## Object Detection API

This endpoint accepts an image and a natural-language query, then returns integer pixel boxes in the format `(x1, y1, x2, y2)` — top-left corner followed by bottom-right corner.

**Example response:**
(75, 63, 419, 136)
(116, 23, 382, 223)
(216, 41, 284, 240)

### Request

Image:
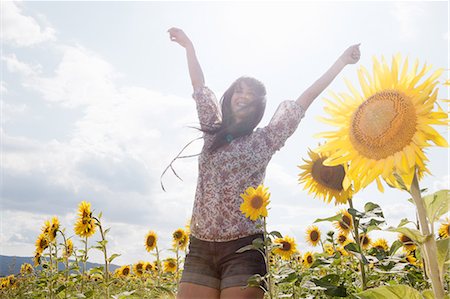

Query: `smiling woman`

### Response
(167, 25, 360, 299)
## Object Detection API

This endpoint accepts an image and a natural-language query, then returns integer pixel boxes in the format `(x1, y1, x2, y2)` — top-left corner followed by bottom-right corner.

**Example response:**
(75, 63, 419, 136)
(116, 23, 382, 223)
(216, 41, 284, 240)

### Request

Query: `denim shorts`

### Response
(180, 233, 267, 290)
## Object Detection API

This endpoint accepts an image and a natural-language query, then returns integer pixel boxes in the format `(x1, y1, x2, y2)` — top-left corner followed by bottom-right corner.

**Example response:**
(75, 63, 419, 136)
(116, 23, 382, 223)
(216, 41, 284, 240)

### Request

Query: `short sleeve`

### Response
(192, 86, 221, 130)
(260, 100, 305, 152)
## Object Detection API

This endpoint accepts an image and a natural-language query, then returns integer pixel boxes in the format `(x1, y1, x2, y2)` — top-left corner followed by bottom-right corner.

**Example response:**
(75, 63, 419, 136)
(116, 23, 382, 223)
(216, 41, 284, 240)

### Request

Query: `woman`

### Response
(168, 27, 360, 299)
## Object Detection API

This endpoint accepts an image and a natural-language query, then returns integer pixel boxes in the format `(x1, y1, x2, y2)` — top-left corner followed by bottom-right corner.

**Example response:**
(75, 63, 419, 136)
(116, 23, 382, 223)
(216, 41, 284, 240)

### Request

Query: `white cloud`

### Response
(0, 101, 28, 124)
(1, 53, 41, 77)
(1, 0, 56, 47)
(391, 2, 426, 40)
(0, 81, 7, 94)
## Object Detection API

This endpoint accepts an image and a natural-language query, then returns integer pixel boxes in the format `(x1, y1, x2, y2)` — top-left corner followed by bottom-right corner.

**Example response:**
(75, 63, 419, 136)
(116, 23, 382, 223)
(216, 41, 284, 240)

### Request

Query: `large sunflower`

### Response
(324, 243, 334, 255)
(317, 55, 448, 191)
(298, 148, 352, 204)
(306, 225, 321, 247)
(336, 233, 352, 246)
(41, 216, 59, 242)
(35, 233, 49, 253)
(371, 238, 389, 251)
(302, 252, 314, 268)
(273, 236, 297, 260)
(145, 231, 158, 252)
(33, 251, 41, 267)
(172, 228, 188, 250)
(74, 201, 96, 238)
(438, 218, 450, 239)
(240, 185, 270, 221)
(117, 265, 131, 277)
(163, 258, 177, 273)
(20, 263, 33, 275)
(333, 209, 353, 235)
(64, 239, 74, 258)
(133, 261, 145, 276)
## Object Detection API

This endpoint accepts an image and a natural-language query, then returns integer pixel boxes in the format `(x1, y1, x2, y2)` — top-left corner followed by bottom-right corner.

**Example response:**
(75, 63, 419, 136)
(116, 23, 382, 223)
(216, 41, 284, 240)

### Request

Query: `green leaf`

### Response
(385, 226, 428, 244)
(236, 244, 255, 253)
(311, 275, 347, 297)
(389, 240, 403, 256)
(348, 208, 365, 219)
(314, 214, 342, 223)
(246, 274, 262, 287)
(252, 237, 265, 249)
(436, 238, 450, 272)
(421, 289, 434, 299)
(108, 253, 121, 263)
(398, 218, 412, 227)
(104, 227, 111, 235)
(356, 285, 422, 299)
(423, 189, 449, 224)
(392, 173, 408, 191)
(55, 285, 66, 294)
(98, 212, 103, 219)
(364, 202, 382, 214)
(344, 242, 368, 264)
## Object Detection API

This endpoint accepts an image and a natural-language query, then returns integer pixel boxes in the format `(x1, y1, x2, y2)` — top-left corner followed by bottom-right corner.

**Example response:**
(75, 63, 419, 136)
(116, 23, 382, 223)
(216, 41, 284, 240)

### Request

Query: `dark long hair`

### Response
(201, 77, 267, 152)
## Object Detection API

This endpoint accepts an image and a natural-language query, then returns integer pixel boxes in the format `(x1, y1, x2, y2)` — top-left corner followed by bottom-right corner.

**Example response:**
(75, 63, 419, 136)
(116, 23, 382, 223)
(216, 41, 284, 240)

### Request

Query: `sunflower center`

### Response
(281, 241, 291, 251)
(360, 235, 369, 245)
(310, 231, 319, 242)
(147, 236, 155, 247)
(173, 231, 182, 240)
(250, 196, 264, 209)
(401, 235, 413, 245)
(350, 90, 417, 160)
(338, 235, 347, 243)
(307, 255, 313, 264)
(123, 268, 130, 275)
(311, 158, 345, 191)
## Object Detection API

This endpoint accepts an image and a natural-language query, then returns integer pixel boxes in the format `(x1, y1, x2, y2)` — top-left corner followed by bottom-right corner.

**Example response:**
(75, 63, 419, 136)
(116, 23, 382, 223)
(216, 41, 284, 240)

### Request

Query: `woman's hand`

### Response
(340, 43, 361, 65)
(168, 27, 193, 49)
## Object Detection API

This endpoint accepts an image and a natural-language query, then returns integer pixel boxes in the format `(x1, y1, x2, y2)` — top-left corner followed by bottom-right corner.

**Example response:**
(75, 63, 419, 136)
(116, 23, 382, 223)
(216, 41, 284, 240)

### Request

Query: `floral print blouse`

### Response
(190, 86, 305, 242)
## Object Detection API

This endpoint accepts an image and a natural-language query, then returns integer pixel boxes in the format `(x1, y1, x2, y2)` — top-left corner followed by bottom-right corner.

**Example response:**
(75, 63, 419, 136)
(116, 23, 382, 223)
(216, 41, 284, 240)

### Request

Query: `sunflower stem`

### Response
(348, 198, 367, 291)
(409, 171, 445, 299)
(81, 236, 87, 294)
(155, 244, 161, 287)
(175, 244, 180, 285)
(93, 216, 110, 299)
(59, 230, 69, 299)
(263, 217, 274, 299)
(48, 239, 54, 299)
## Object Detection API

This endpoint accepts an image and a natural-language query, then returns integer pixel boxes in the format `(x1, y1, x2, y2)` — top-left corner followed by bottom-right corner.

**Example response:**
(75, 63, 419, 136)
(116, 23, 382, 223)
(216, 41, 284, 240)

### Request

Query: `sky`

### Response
(1, 0, 449, 266)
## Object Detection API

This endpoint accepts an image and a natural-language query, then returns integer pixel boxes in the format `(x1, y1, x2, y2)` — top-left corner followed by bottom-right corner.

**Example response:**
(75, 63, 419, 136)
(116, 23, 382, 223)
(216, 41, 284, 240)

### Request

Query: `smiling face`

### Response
(230, 81, 257, 123)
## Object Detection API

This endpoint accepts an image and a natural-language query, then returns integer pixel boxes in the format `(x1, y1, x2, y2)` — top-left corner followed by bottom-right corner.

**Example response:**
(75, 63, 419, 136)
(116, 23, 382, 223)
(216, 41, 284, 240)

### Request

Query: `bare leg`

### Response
(177, 282, 220, 299)
(220, 286, 264, 299)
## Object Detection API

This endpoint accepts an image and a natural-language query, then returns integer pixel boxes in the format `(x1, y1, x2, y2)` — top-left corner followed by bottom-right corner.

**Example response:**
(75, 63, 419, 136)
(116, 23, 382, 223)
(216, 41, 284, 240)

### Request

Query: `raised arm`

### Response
(168, 27, 205, 91)
(296, 44, 361, 111)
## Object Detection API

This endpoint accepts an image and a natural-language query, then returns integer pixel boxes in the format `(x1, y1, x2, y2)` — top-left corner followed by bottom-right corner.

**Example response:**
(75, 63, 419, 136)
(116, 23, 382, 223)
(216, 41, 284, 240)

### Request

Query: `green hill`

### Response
(0, 255, 120, 277)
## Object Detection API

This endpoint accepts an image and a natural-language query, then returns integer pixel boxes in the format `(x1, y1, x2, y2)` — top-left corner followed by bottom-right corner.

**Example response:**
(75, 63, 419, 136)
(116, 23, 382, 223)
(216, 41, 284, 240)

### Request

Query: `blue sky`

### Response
(1, 1, 448, 265)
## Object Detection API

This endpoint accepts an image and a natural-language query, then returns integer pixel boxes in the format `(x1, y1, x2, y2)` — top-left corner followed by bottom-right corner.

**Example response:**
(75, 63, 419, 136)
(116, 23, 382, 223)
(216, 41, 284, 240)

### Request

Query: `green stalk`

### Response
(175, 244, 180, 285)
(81, 236, 87, 294)
(409, 171, 445, 299)
(94, 217, 110, 299)
(263, 217, 273, 299)
(59, 230, 69, 299)
(155, 244, 161, 287)
(48, 239, 54, 299)
(348, 198, 367, 291)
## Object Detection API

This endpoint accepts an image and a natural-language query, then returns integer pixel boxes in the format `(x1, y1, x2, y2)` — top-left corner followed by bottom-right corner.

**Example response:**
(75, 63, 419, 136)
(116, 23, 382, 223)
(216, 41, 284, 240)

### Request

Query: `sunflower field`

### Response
(1, 56, 449, 299)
